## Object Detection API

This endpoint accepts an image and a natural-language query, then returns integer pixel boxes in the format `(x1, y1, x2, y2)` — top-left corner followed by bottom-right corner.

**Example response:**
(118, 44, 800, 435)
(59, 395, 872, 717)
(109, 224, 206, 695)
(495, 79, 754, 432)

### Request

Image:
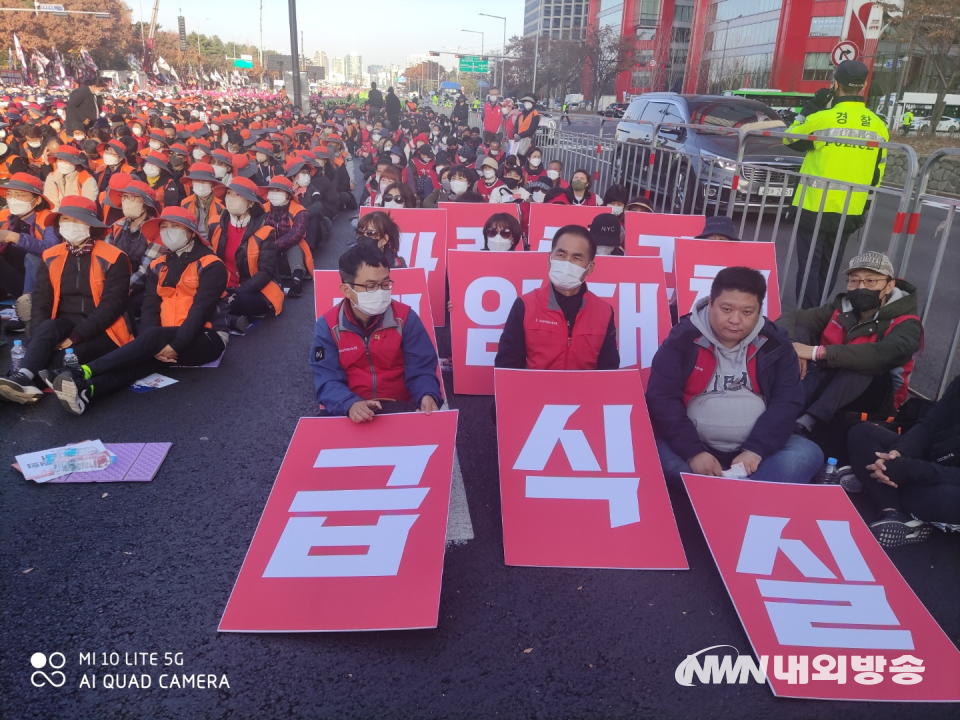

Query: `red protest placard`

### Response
(495, 369, 687, 569)
(674, 239, 782, 320)
(358, 207, 446, 326)
(448, 251, 669, 395)
(682, 474, 960, 701)
(219, 412, 458, 633)
(313, 268, 437, 348)
(624, 213, 706, 291)
(440, 202, 522, 251)
(527, 203, 611, 252)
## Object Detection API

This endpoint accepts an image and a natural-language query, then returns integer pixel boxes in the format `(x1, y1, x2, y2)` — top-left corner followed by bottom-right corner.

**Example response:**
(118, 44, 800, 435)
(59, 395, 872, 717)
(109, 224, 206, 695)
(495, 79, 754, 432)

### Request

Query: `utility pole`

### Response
(287, 0, 301, 107)
(532, 1, 542, 94)
(301, 30, 305, 71)
(259, 0, 264, 86)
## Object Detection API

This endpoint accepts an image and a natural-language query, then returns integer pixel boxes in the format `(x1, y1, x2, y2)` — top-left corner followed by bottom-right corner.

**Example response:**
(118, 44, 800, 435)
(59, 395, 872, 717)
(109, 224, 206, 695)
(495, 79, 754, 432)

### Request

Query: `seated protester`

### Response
(210, 178, 285, 330)
(495, 225, 619, 370)
(379, 182, 418, 209)
(251, 141, 280, 186)
(483, 212, 525, 251)
(527, 178, 552, 205)
(647, 267, 823, 485)
(551, 169, 603, 206)
(37, 136, 63, 184)
(603, 184, 629, 222)
(180, 163, 226, 241)
(0, 123, 29, 179)
(0, 173, 55, 301)
(356, 211, 407, 268)
(288, 159, 334, 249)
(20, 124, 47, 173)
(106, 179, 161, 314)
(421, 165, 453, 208)
(42, 146, 98, 211)
(546, 159, 568, 189)
(325, 136, 358, 211)
(0, 197, 132, 404)
(137, 151, 184, 210)
(476, 157, 504, 202)
(696, 215, 740, 241)
(522, 146, 546, 184)
(363, 155, 396, 207)
(209, 149, 234, 186)
(141, 129, 169, 159)
(455, 190, 486, 203)
(475, 136, 505, 170)
(310, 244, 442, 421)
(262, 176, 313, 299)
(489, 164, 530, 204)
(847, 374, 960, 547)
(590, 214, 624, 256)
(96, 139, 136, 193)
(302, 150, 342, 220)
(435, 136, 461, 167)
(777, 252, 923, 437)
(166, 143, 191, 196)
(408, 143, 438, 200)
(626, 197, 655, 213)
(100, 171, 133, 227)
(50, 208, 229, 416)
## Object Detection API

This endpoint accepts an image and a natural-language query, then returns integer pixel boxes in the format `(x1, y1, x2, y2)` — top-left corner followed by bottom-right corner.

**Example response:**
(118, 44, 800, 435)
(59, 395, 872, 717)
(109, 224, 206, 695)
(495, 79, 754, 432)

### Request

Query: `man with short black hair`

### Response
(310, 244, 442, 422)
(495, 225, 619, 370)
(648, 266, 822, 484)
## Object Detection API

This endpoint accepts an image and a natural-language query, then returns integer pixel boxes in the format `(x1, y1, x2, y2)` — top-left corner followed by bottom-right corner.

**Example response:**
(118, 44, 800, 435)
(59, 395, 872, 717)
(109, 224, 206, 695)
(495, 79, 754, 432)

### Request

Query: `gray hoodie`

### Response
(686, 298, 768, 453)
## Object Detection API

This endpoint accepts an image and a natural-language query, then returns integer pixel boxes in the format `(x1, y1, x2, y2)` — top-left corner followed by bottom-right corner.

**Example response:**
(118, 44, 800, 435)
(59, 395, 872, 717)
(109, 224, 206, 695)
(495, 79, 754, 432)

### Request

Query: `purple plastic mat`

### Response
(48, 443, 172, 483)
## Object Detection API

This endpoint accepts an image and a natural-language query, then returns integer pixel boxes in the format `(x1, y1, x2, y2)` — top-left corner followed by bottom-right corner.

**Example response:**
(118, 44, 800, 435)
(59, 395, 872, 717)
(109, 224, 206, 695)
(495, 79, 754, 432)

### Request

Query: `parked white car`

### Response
(912, 116, 960, 133)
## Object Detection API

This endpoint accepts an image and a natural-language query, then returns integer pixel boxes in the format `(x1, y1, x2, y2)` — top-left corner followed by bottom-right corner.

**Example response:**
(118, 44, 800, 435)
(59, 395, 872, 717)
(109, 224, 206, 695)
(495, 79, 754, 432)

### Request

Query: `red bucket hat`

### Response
(0, 172, 45, 198)
(54, 146, 84, 165)
(45, 196, 106, 228)
(108, 179, 159, 214)
(266, 175, 294, 195)
(226, 176, 265, 204)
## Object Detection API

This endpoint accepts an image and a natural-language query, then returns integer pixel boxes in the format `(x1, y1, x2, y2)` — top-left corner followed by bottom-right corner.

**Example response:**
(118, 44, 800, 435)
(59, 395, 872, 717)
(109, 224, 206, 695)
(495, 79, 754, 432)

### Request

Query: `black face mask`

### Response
(503, 177, 520, 190)
(847, 287, 884, 314)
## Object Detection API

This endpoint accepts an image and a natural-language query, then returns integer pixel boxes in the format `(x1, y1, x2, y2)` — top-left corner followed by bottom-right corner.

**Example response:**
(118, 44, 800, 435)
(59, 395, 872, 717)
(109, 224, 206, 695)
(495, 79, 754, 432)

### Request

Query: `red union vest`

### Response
(521, 285, 612, 370)
(322, 300, 412, 402)
(820, 309, 922, 408)
(682, 343, 762, 407)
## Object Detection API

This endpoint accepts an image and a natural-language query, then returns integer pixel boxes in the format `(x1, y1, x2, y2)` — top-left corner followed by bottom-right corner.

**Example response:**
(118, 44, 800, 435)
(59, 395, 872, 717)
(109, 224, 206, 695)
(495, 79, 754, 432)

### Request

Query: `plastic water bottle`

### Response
(818, 457, 840, 484)
(63, 348, 79, 368)
(11, 340, 25, 373)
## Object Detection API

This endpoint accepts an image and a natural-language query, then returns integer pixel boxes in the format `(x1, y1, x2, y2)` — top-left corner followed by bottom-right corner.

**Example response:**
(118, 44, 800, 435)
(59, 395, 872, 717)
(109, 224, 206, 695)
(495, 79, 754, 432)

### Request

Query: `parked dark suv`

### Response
(600, 102, 629, 118)
(613, 93, 805, 213)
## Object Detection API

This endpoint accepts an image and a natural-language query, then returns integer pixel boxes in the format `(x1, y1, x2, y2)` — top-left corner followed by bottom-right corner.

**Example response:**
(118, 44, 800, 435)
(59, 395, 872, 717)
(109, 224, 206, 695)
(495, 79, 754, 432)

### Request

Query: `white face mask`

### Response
(143, 163, 161, 178)
(149, 140, 164, 151)
(532, 191, 546, 203)
(383, 199, 404, 209)
(103, 152, 121, 167)
(549, 258, 588, 292)
(57, 161, 76, 176)
(296, 172, 311, 187)
(366, 125, 373, 131)
(192, 148, 205, 160)
(351, 287, 392, 317)
(72, 133, 85, 143)
(450, 179, 468, 195)
(483, 168, 496, 180)
(610, 205, 624, 216)
(372, 133, 381, 142)
(212, 164, 228, 178)
(547, 169, 560, 180)
(121, 198, 144, 218)
(529, 157, 542, 167)
(160, 226, 191, 252)
(210, 124, 219, 133)
(595, 246, 615, 255)
(6, 198, 35, 216)
(192, 182, 213, 199)
(487, 235, 512, 252)
(256, 152, 269, 164)
(59, 221, 91, 246)
(226, 195, 251, 218)
(524, 102, 533, 110)
(27, 140, 42, 149)
(267, 191, 289, 206)
(133, 127, 144, 137)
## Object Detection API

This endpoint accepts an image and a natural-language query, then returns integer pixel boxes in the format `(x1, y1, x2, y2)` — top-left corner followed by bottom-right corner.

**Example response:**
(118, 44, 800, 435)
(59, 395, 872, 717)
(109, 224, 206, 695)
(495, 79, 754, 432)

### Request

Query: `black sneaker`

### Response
(0, 371, 42, 403)
(37, 368, 59, 390)
(4, 319, 25, 333)
(288, 276, 303, 298)
(53, 370, 92, 416)
(869, 510, 932, 548)
(228, 315, 251, 336)
(838, 465, 862, 493)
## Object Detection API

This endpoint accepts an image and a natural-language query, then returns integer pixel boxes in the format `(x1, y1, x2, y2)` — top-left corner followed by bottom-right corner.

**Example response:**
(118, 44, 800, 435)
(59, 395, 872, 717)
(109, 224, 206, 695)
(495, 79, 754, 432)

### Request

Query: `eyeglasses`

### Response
(846, 276, 889, 290)
(382, 194, 406, 204)
(356, 229, 381, 241)
(484, 228, 513, 239)
(349, 279, 395, 292)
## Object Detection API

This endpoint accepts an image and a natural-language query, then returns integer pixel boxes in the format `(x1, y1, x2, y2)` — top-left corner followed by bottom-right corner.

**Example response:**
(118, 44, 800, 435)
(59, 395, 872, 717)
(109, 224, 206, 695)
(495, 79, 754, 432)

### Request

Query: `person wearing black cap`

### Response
(590, 214, 624, 256)
(783, 59, 889, 309)
(696, 215, 741, 241)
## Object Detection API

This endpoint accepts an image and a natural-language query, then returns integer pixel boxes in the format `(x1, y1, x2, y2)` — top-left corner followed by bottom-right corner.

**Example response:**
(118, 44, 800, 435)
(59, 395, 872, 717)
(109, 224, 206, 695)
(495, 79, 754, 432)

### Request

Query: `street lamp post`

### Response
(532, 1, 543, 95)
(479, 13, 506, 90)
(715, 15, 743, 93)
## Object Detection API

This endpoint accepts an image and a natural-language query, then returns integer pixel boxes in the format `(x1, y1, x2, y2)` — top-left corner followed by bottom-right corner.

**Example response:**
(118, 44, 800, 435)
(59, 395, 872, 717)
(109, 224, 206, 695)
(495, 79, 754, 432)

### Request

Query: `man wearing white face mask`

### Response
(50, 207, 229, 416)
(262, 176, 312, 299)
(180, 162, 226, 241)
(495, 225, 619, 371)
(42, 146, 97, 211)
(310, 244, 442, 422)
(0, 197, 133, 404)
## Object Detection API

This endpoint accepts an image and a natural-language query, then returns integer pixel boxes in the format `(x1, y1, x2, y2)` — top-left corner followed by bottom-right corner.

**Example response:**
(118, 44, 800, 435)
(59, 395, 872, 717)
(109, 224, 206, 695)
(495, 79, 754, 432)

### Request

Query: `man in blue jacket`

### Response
(647, 266, 823, 484)
(310, 244, 442, 422)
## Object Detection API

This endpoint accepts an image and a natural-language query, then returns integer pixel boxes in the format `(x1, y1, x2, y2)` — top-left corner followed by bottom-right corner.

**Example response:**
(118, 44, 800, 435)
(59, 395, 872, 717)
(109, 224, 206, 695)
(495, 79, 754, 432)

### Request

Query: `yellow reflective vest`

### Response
(784, 99, 889, 216)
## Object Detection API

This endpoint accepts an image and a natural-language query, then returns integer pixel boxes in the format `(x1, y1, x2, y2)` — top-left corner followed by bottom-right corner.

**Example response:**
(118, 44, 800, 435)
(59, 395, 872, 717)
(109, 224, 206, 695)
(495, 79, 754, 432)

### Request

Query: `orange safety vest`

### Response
(264, 200, 314, 273)
(518, 110, 540, 135)
(211, 223, 285, 315)
(43, 241, 134, 348)
(0, 206, 51, 241)
(0, 155, 18, 181)
(150, 253, 224, 328)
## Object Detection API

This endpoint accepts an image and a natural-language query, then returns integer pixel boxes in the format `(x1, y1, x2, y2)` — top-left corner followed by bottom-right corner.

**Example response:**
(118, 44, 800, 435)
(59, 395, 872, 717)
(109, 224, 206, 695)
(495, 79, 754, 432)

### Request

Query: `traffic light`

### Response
(429, 51, 440, 57)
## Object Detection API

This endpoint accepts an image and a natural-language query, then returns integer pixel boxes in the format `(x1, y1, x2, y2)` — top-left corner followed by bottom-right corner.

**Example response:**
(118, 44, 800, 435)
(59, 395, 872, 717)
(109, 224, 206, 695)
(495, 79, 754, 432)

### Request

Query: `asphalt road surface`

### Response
(1, 160, 958, 720)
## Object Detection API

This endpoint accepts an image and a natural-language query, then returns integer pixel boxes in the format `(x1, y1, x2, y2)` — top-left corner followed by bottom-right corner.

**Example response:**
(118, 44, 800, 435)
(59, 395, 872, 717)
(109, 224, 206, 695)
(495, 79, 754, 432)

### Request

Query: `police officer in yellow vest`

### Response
(784, 60, 888, 309)
(901, 109, 914, 135)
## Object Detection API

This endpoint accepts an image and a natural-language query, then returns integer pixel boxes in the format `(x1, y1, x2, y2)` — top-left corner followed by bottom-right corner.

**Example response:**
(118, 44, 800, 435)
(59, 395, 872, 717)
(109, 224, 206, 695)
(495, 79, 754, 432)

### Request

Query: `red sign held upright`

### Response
(527, 204, 611, 252)
(440, 202, 522, 252)
(624, 212, 705, 294)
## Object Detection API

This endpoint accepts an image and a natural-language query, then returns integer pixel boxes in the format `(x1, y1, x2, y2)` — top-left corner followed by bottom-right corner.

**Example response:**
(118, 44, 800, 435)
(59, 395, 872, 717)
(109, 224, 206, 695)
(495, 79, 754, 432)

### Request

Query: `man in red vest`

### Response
(778, 251, 923, 436)
(647, 267, 823, 484)
(495, 225, 619, 371)
(310, 244, 442, 422)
